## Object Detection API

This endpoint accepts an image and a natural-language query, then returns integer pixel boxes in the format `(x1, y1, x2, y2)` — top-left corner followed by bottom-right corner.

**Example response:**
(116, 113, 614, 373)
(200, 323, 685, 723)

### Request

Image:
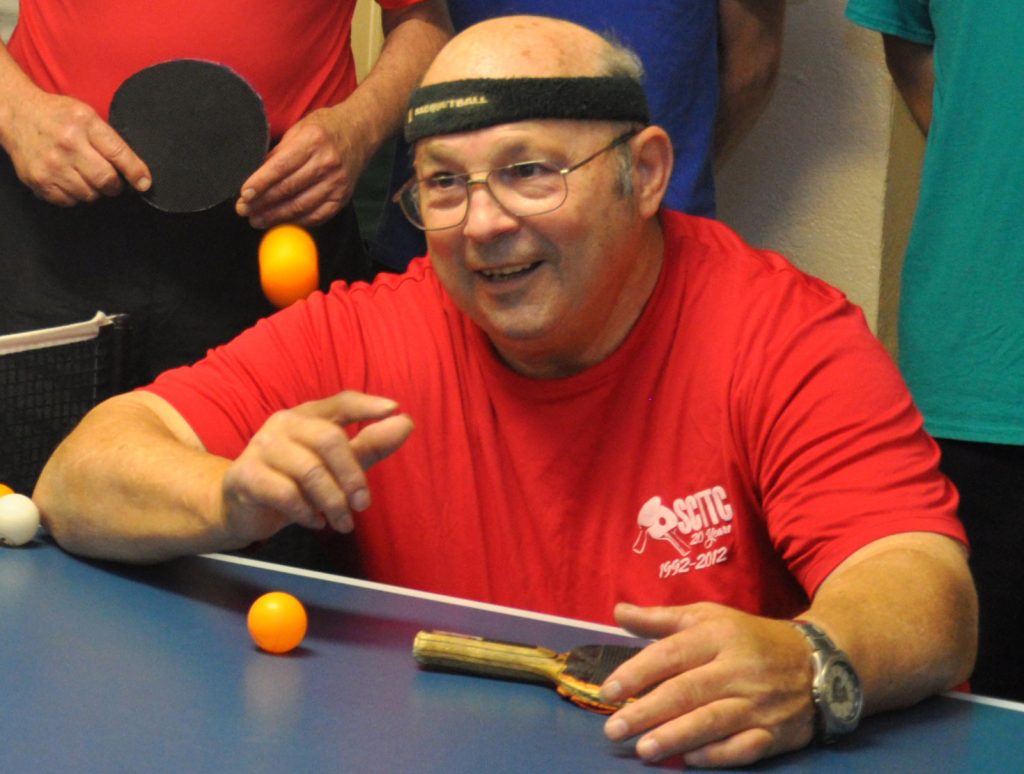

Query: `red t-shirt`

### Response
(7, 0, 424, 138)
(147, 210, 965, 625)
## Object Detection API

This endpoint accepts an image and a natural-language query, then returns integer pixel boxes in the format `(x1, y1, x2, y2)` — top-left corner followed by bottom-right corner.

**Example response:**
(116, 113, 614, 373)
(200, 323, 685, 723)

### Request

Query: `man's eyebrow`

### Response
(419, 137, 560, 168)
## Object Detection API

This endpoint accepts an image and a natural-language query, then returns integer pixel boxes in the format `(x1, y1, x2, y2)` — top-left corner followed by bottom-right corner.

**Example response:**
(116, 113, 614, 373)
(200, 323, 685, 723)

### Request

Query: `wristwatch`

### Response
(791, 620, 863, 743)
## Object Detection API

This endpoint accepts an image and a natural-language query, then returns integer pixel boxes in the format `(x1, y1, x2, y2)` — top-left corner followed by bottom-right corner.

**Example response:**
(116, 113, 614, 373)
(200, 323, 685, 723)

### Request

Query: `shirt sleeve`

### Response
(143, 289, 361, 459)
(845, 0, 935, 45)
(143, 263, 441, 460)
(735, 265, 964, 596)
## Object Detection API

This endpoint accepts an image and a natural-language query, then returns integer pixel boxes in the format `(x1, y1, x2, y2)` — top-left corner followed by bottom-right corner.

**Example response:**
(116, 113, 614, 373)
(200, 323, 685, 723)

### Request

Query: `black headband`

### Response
(404, 76, 650, 143)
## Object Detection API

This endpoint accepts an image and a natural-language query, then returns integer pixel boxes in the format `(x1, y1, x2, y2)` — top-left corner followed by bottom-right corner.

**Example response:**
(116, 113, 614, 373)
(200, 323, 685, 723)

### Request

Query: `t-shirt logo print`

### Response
(632, 488, 735, 558)
(633, 496, 691, 556)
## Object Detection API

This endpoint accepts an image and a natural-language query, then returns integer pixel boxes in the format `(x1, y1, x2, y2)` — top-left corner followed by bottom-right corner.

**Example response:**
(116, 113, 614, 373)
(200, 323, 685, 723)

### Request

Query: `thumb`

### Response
(614, 602, 698, 639)
(298, 390, 401, 425)
(350, 413, 415, 469)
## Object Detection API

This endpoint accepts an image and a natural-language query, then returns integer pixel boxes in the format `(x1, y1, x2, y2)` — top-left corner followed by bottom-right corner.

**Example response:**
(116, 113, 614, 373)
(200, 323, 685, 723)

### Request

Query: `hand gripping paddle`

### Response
(109, 59, 269, 212)
(412, 630, 644, 713)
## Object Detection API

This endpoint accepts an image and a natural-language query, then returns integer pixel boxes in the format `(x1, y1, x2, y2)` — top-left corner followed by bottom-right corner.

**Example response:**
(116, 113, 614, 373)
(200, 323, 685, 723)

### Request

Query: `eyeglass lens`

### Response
(399, 129, 637, 231)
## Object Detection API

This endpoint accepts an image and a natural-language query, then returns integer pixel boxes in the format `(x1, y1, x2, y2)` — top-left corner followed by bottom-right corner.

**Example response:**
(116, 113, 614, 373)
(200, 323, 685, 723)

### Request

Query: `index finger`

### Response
(293, 391, 405, 509)
(293, 391, 401, 426)
(239, 141, 306, 203)
(601, 629, 717, 705)
(88, 121, 152, 192)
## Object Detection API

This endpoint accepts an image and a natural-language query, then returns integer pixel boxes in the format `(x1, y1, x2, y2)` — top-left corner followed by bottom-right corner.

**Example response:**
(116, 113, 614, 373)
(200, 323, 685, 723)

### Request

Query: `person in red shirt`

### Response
(0, 0, 451, 381)
(36, 16, 977, 768)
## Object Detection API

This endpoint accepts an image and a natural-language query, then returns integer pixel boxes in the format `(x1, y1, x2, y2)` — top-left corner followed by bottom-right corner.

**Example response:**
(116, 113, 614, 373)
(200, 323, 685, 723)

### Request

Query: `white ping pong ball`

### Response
(0, 493, 41, 547)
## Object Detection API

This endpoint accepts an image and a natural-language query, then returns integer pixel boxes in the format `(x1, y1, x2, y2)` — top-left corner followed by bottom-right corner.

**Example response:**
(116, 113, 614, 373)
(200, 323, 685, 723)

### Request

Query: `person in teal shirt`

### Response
(845, 0, 1024, 701)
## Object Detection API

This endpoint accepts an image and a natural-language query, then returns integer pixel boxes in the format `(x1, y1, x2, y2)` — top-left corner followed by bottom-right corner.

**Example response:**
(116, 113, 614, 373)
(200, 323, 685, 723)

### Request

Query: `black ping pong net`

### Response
(0, 313, 131, 494)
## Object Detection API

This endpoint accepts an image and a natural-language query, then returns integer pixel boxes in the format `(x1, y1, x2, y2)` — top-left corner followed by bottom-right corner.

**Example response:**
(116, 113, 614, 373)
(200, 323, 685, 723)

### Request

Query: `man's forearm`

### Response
(34, 392, 237, 563)
(0, 41, 42, 150)
(329, 0, 452, 158)
(715, 0, 786, 161)
(882, 34, 934, 135)
(801, 533, 977, 715)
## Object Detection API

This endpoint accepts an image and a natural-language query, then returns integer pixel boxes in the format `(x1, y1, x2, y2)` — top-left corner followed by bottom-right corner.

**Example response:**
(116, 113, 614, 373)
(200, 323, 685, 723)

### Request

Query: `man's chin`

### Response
(483, 319, 551, 343)
(474, 309, 557, 351)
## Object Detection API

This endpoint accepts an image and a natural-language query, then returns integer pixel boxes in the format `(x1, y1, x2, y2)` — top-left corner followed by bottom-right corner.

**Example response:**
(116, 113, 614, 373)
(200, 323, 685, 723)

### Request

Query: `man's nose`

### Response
(461, 179, 519, 239)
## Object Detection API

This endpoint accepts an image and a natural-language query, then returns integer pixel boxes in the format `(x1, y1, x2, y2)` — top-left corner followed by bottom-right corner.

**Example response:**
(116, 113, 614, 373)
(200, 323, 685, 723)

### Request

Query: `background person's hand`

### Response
(235, 105, 368, 229)
(2, 91, 150, 206)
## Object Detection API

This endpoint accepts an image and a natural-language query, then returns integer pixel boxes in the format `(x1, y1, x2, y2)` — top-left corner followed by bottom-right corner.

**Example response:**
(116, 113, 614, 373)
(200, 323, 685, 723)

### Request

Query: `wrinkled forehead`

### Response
(404, 77, 650, 144)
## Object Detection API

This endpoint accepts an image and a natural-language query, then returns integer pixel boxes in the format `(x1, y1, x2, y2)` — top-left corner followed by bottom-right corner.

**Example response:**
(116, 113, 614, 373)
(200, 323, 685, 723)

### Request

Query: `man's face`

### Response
(418, 119, 646, 375)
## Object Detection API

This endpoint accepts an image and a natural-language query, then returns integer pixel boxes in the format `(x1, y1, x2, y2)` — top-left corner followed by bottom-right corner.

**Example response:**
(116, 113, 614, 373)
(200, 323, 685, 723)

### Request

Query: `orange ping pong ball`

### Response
(0, 482, 13, 497)
(258, 224, 319, 308)
(247, 591, 308, 654)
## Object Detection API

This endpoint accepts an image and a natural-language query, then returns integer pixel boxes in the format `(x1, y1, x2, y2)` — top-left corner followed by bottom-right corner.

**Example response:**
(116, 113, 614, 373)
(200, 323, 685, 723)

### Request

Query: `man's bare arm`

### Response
(800, 532, 975, 715)
(0, 41, 150, 204)
(35, 392, 236, 562)
(715, 0, 786, 161)
(35, 390, 414, 563)
(600, 532, 976, 767)
(235, 0, 452, 227)
(882, 33, 935, 134)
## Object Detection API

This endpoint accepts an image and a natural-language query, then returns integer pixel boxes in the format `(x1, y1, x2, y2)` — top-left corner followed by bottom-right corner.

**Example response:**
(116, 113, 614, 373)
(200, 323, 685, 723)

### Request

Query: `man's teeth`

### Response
(482, 263, 536, 279)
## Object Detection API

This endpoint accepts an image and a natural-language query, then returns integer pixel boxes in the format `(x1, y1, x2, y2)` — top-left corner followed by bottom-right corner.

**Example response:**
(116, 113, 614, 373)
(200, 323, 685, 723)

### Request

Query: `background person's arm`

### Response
(0, 41, 150, 205)
(714, 0, 786, 161)
(882, 33, 935, 134)
(236, 0, 453, 228)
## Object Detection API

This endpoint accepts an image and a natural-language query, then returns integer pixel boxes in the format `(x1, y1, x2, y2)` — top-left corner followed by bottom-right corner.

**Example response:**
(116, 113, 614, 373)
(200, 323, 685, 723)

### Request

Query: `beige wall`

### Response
(1, 0, 17, 42)
(716, 0, 922, 351)
(352, 0, 384, 82)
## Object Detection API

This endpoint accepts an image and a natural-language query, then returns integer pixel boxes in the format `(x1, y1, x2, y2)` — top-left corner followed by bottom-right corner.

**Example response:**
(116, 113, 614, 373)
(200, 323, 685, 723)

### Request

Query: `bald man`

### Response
(37, 16, 976, 768)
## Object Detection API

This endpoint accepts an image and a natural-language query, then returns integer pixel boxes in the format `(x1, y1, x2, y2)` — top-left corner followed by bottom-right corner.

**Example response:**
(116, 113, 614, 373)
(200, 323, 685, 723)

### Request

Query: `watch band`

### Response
(792, 619, 837, 654)
(792, 619, 863, 743)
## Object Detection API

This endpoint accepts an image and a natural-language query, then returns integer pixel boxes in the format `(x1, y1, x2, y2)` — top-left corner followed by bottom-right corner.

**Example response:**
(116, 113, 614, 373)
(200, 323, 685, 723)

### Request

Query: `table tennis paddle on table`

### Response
(109, 58, 269, 212)
(412, 630, 645, 713)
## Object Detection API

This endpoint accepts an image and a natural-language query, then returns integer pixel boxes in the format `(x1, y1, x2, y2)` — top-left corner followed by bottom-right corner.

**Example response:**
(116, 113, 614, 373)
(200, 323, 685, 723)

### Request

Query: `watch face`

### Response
(822, 660, 863, 726)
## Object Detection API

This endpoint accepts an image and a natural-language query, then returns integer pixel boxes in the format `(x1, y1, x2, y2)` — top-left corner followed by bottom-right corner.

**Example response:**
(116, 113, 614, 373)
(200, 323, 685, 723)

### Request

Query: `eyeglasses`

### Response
(394, 129, 639, 231)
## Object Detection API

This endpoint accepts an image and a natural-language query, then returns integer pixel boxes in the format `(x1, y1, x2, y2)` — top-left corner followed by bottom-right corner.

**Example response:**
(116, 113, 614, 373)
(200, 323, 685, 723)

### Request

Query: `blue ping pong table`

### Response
(2, 538, 1022, 772)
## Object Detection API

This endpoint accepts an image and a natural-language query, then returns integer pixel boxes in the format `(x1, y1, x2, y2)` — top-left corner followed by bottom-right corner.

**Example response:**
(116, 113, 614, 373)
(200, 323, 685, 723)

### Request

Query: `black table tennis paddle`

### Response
(109, 58, 269, 213)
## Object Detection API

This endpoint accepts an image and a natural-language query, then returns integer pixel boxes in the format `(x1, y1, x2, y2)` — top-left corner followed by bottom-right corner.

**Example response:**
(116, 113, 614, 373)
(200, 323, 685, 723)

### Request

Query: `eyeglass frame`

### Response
(393, 128, 641, 232)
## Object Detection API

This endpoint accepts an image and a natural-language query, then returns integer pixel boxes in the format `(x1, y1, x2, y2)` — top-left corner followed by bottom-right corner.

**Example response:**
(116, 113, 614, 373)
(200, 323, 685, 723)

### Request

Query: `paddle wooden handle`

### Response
(412, 630, 561, 683)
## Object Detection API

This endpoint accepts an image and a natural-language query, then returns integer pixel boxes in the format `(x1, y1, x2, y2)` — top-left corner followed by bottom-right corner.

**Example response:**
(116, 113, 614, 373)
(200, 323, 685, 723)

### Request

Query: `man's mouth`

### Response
(479, 261, 542, 282)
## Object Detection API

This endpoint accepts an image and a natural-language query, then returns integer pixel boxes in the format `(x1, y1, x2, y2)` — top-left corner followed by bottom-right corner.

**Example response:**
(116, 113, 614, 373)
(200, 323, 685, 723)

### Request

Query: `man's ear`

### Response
(631, 126, 673, 218)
